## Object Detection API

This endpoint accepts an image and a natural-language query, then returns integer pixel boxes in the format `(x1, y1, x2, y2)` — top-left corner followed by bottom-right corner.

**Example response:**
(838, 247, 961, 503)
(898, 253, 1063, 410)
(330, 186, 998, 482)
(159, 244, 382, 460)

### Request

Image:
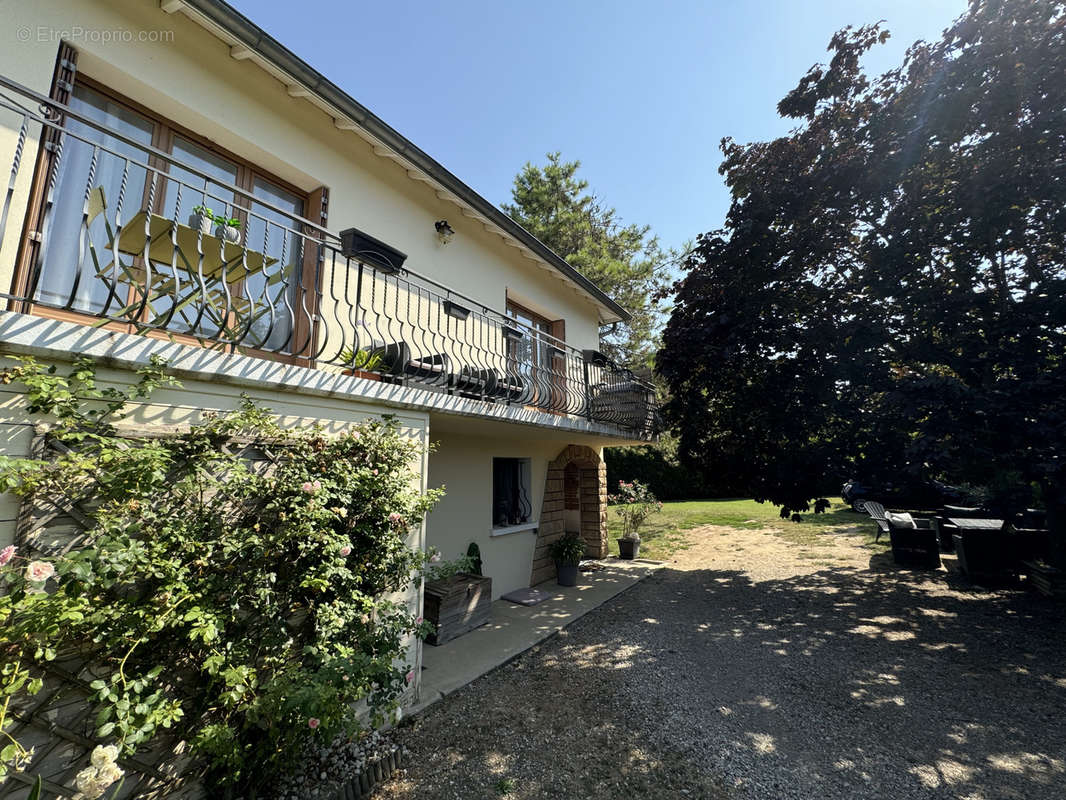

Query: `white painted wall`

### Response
(0, 0, 606, 353)
(426, 431, 579, 599)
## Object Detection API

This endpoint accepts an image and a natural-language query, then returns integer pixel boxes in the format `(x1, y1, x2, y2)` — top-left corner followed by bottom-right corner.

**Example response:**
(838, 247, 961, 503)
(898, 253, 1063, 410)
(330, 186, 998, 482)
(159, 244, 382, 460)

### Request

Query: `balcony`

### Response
(0, 73, 658, 438)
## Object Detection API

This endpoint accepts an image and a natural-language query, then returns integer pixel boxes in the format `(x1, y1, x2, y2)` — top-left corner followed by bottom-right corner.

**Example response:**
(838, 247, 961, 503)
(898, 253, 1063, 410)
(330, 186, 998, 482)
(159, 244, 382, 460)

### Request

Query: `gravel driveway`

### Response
(378, 524, 1066, 799)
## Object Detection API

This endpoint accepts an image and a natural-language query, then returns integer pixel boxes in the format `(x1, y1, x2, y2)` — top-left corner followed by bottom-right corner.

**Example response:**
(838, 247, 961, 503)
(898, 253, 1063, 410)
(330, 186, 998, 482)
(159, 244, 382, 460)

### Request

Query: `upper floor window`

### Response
(18, 72, 315, 357)
(506, 301, 554, 368)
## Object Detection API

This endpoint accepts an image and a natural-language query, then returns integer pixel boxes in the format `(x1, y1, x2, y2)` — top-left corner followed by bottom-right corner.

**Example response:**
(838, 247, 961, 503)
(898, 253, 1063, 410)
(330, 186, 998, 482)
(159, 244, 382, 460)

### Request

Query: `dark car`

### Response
(842, 478, 973, 511)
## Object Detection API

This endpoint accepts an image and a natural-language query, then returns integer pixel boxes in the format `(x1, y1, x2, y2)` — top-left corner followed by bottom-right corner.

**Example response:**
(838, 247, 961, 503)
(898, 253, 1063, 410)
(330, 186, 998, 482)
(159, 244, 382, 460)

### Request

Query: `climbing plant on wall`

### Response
(0, 357, 441, 797)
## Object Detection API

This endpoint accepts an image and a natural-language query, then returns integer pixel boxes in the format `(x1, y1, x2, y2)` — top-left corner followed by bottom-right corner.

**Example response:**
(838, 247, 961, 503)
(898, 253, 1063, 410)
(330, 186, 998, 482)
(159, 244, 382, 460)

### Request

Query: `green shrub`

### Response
(0, 357, 441, 795)
(548, 532, 585, 565)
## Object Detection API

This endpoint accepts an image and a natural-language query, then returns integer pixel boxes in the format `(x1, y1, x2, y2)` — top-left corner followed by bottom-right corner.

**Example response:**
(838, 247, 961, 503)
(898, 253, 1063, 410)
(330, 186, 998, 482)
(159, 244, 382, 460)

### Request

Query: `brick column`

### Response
(530, 445, 607, 585)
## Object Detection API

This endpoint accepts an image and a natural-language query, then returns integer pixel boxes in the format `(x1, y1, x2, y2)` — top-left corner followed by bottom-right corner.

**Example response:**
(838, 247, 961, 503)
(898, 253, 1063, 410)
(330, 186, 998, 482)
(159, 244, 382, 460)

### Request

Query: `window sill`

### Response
(491, 521, 539, 537)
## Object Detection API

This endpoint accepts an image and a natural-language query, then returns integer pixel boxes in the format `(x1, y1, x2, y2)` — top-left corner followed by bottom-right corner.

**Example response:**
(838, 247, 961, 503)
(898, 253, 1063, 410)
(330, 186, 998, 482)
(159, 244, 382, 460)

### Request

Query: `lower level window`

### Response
(493, 458, 532, 527)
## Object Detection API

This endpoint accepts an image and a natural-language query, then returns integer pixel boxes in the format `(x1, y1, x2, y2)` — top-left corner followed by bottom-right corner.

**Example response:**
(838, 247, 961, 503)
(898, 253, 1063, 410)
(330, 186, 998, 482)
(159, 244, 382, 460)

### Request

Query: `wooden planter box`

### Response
(423, 573, 492, 646)
(889, 526, 941, 569)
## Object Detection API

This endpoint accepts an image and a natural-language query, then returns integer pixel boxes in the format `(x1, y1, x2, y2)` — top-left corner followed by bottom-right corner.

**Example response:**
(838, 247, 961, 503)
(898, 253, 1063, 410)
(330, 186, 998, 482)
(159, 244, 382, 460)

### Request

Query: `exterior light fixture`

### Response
(435, 219, 455, 245)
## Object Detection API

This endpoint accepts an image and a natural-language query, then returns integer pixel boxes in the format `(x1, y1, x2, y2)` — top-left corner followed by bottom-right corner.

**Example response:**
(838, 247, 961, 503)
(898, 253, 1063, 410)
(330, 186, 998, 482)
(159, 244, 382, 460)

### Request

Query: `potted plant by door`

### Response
(550, 532, 585, 586)
(610, 479, 662, 560)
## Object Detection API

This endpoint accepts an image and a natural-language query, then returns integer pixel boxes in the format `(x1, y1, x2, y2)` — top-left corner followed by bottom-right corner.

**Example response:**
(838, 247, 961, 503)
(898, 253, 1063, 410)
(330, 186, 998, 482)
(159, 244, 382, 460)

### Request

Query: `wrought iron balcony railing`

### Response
(0, 73, 658, 436)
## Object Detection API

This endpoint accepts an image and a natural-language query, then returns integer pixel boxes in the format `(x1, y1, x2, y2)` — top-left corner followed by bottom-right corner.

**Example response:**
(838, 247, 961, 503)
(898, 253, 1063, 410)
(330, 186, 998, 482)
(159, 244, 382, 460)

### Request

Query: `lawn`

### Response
(605, 497, 886, 561)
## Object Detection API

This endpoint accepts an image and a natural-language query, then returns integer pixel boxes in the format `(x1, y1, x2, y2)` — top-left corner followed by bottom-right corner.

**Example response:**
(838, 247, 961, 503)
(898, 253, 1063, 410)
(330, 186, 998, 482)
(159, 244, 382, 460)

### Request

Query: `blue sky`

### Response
(229, 0, 968, 254)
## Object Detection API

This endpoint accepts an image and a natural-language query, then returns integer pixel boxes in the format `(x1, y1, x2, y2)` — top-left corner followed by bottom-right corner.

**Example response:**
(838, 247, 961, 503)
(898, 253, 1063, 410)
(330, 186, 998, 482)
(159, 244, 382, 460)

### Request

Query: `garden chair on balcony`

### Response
(82, 186, 272, 337)
(373, 342, 450, 387)
(448, 366, 495, 399)
(488, 370, 526, 403)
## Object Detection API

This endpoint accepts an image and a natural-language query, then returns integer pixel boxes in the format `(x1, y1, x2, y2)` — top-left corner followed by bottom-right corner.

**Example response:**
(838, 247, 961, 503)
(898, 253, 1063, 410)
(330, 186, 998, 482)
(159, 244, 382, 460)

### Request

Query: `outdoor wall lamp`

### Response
(435, 219, 455, 245)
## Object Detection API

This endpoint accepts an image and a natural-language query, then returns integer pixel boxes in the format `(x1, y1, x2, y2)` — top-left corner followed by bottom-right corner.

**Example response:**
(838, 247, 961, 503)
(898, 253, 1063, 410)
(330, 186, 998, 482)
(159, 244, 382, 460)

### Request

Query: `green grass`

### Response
(605, 497, 887, 561)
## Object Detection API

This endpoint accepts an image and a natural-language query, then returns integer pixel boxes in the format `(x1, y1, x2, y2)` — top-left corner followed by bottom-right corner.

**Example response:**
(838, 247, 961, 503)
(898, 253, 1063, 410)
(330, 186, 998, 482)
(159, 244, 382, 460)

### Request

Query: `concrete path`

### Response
(412, 558, 662, 714)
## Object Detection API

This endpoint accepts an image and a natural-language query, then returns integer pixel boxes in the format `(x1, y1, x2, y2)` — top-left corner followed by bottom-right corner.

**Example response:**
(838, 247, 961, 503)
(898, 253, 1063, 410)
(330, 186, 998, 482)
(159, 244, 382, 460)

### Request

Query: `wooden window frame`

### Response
(506, 299, 568, 412)
(12, 48, 326, 365)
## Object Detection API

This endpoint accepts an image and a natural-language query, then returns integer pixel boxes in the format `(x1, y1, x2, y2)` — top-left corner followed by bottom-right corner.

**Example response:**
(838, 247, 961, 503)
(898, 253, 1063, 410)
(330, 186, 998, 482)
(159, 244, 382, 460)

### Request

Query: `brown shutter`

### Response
(550, 318, 566, 410)
(549, 318, 565, 342)
(293, 185, 328, 364)
(10, 43, 79, 308)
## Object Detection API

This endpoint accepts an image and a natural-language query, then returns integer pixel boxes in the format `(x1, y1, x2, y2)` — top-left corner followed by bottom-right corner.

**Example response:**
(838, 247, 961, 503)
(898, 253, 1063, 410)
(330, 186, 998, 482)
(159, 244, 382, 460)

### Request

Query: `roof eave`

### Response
(169, 0, 631, 325)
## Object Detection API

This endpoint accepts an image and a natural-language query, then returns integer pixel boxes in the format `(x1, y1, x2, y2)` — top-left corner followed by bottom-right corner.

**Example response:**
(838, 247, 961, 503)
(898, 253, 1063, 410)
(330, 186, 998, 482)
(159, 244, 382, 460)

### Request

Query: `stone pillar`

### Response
(530, 445, 608, 585)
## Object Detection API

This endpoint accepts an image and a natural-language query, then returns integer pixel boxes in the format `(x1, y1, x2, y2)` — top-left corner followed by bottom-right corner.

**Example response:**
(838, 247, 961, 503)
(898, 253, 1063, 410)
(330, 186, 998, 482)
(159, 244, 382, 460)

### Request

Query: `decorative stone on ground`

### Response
(267, 731, 404, 800)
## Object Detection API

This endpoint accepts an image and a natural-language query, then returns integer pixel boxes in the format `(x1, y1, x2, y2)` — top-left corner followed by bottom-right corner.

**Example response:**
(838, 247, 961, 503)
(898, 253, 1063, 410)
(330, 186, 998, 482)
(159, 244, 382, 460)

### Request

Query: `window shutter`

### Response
(10, 43, 79, 306)
(549, 318, 566, 410)
(50, 43, 79, 108)
(549, 318, 565, 342)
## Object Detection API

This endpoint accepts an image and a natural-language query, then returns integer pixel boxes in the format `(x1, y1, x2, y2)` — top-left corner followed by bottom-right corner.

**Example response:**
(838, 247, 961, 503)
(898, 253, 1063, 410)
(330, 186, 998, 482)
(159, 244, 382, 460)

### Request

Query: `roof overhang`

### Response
(159, 0, 630, 325)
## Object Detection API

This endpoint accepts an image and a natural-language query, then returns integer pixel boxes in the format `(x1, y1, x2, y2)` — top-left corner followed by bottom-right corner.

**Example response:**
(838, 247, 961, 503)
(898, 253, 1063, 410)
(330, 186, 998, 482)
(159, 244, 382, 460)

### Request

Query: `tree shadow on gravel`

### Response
(560, 561, 1066, 799)
(380, 634, 733, 800)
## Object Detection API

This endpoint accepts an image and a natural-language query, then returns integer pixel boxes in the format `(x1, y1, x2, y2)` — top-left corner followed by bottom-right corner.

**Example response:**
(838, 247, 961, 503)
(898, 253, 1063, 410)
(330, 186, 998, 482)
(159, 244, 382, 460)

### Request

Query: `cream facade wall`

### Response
(425, 432, 602, 600)
(0, 0, 605, 354)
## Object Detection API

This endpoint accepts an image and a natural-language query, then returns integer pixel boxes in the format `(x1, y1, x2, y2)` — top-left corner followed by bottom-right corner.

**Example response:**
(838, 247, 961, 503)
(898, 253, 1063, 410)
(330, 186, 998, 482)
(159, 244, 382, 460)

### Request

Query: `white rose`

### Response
(90, 744, 119, 767)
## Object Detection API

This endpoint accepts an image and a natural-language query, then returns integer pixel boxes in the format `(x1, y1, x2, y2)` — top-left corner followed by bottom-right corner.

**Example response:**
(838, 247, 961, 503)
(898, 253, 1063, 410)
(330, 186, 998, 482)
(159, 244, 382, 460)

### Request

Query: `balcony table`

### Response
(115, 211, 277, 281)
(946, 518, 1004, 531)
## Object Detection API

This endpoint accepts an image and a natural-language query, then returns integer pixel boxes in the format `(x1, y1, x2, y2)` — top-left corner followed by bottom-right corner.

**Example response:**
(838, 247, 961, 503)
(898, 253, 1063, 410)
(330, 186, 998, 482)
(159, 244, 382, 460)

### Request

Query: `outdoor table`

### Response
(947, 518, 1004, 531)
(116, 211, 277, 282)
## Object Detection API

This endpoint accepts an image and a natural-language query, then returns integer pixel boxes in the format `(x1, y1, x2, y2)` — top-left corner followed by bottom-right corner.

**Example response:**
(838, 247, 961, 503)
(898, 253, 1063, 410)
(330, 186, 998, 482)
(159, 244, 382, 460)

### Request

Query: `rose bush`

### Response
(608, 479, 662, 542)
(0, 357, 442, 796)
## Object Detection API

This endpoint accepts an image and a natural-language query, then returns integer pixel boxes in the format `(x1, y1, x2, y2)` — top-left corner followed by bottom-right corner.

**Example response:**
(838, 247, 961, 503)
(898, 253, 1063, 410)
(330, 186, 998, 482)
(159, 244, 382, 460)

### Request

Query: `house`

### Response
(0, 0, 657, 713)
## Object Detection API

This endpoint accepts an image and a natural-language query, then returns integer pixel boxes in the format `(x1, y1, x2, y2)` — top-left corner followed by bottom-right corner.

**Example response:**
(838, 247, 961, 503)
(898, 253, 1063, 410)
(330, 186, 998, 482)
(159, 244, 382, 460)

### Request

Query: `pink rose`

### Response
(25, 560, 54, 583)
(416, 616, 423, 624)
(301, 480, 321, 494)
(429, 552, 441, 563)
(0, 545, 14, 567)
(339, 546, 352, 557)
(405, 670, 415, 685)
(308, 717, 320, 729)
(372, 469, 379, 476)
(388, 512, 403, 527)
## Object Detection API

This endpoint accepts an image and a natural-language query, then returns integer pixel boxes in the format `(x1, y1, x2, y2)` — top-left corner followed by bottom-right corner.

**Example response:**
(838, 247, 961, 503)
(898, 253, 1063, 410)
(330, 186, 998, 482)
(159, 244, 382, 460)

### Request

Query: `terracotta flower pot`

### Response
(343, 369, 381, 382)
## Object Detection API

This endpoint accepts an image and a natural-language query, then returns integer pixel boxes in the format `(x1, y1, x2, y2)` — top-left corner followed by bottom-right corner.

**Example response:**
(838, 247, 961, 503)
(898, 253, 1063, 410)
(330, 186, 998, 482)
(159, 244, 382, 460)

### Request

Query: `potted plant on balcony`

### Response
(191, 204, 214, 235)
(338, 346, 383, 381)
(610, 479, 662, 559)
(550, 532, 585, 586)
(191, 205, 242, 244)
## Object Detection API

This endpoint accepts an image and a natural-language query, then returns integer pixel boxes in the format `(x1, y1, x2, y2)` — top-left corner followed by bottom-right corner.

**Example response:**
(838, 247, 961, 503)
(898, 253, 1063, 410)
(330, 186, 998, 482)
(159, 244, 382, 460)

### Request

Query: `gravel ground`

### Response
(377, 523, 1066, 800)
